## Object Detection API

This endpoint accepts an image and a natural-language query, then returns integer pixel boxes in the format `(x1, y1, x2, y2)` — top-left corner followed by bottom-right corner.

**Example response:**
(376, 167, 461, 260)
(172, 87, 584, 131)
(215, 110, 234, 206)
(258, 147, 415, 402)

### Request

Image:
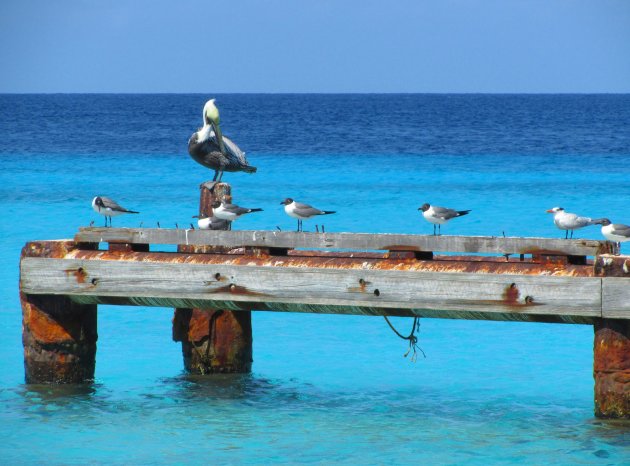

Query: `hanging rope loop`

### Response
(383, 316, 426, 362)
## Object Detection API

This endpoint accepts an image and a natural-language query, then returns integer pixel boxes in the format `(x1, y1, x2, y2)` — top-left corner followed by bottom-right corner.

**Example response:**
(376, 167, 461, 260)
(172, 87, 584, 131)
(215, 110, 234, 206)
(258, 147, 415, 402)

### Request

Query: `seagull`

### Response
(92, 196, 139, 227)
(419, 203, 471, 235)
(192, 215, 230, 230)
(596, 218, 630, 248)
(211, 201, 263, 229)
(281, 198, 335, 232)
(546, 207, 598, 239)
(188, 99, 256, 183)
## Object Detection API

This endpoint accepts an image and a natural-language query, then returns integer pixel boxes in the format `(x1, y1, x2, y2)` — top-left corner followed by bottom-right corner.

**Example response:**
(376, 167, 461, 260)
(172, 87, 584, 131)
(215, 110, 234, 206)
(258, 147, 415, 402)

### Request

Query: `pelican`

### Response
(546, 207, 598, 239)
(188, 99, 256, 183)
(92, 196, 139, 227)
(419, 203, 471, 235)
(281, 198, 335, 232)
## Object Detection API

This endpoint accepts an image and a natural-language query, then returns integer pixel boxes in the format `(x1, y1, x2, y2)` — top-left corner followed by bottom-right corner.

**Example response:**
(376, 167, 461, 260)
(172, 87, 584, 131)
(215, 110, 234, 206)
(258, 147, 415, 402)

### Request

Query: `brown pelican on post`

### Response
(187, 99, 256, 183)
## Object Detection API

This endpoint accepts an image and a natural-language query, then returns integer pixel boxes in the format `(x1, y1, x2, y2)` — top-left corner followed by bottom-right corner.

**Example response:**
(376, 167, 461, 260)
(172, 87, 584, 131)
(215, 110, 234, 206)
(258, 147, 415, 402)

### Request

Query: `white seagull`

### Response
(419, 203, 471, 235)
(187, 99, 256, 183)
(546, 207, 598, 239)
(211, 201, 263, 229)
(192, 215, 230, 230)
(281, 198, 335, 232)
(92, 196, 139, 227)
(597, 218, 630, 248)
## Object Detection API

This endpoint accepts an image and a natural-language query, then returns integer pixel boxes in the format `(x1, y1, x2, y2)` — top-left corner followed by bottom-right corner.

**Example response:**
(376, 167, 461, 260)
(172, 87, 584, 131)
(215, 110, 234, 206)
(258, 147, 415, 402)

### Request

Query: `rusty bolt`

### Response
(524, 295, 534, 304)
(359, 278, 366, 285)
(91, 278, 98, 285)
(215, 273, 222, 280)
(374, 289, 380, 297)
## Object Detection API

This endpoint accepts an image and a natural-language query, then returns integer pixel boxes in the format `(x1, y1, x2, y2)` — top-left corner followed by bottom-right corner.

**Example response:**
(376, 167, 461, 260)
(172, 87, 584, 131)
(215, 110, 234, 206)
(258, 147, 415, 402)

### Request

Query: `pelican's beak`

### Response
(211, 121, 225, 154)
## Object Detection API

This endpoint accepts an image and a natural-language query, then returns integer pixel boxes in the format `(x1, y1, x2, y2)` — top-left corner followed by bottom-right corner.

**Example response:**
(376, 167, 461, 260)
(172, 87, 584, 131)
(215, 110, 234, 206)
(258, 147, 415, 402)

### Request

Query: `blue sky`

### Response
(1, 0, 629, 93)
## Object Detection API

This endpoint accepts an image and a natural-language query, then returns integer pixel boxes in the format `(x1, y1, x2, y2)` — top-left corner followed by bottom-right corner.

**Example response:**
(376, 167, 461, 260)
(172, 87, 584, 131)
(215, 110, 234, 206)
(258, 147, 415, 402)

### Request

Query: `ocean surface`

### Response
(1, 94, 629, 464)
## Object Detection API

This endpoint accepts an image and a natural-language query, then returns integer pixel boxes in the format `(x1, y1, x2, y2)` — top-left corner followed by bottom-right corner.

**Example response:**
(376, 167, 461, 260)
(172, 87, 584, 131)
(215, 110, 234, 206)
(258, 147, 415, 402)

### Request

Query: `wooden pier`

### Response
(19, 183, 630, 419)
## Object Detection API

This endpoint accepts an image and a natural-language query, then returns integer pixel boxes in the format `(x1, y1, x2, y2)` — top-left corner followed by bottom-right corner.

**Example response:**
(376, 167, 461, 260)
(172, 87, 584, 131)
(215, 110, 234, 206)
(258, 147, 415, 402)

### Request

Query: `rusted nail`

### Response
(524, 296, 534, 304)
(215, 273, 221, 280)
(374, 289, 380, 297)
(359, 278, 366, 285)
(91, 278, 98, 285)
(510, 283, 516, 289)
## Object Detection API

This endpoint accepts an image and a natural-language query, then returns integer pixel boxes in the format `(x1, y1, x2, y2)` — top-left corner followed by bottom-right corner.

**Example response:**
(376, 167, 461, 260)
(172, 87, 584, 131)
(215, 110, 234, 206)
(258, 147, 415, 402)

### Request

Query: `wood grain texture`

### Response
(74, 227, 614, 256)
(602, 278, 630, 319)
(21, 256, 602, 319)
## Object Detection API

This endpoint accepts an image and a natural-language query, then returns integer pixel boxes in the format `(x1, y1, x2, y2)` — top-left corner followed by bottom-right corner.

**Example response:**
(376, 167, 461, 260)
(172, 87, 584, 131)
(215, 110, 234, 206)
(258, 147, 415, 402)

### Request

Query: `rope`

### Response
(383, 316, 426, 362)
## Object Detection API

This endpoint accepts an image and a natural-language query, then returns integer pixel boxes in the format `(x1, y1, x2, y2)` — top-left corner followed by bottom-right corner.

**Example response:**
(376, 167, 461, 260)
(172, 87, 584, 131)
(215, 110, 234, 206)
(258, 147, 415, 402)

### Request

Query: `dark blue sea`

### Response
(1, 94, 630, 464)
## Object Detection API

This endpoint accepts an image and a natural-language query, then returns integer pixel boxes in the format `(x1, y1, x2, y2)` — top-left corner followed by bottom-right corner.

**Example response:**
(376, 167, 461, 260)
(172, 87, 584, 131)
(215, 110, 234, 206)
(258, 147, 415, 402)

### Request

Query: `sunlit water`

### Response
(1, 94, 629, 464)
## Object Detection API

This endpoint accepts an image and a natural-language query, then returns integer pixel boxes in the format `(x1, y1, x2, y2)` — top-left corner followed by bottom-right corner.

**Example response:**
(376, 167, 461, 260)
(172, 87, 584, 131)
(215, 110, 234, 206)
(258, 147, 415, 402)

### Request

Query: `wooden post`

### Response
(594, 254, 630, 418)
(172, 182, 253, 374)
(21, 241, 98, 383)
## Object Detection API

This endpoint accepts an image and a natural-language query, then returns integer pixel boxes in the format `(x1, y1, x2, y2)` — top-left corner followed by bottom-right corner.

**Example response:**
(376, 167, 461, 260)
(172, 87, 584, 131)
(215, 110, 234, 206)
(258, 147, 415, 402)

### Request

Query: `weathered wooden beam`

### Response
(21, 255, 605, 322)
(74, 228, 617, 257)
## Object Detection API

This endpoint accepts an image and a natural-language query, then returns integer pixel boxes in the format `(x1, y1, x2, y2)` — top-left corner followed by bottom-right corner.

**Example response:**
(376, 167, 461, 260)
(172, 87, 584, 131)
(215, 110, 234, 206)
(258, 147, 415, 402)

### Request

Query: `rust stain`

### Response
(209, 283, 270, 297)
(502, 282, 520, 305)
(64, 267, 87, 284)
(67, 248, 595, 277)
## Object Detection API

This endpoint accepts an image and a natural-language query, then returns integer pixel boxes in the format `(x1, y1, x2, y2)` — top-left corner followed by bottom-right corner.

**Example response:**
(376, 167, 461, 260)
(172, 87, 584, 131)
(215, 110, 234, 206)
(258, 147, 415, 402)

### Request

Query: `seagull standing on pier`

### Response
(596, 218, 630, 248)
(192, 215, 230, 230)
(281, 198, 336, 232)
(187, 99, 256, 183)
(419, 203, 471, 235)
(546, 207, 598, 239)
(211, 201, 263, 230)
(92, 196, 139, 227)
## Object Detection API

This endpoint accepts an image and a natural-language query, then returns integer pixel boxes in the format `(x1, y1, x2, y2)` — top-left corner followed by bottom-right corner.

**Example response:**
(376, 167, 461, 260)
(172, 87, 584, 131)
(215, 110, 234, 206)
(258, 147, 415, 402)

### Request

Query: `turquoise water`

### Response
(1, 95, 629, 464)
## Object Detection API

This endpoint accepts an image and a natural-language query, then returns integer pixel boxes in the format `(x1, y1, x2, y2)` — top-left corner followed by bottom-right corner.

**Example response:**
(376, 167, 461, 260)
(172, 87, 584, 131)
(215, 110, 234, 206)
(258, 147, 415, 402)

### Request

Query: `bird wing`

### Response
(100, 196, 130, 212)
(612, 224, 630, 237)
(432, 206, 460, 220)
(222, 203, 252, 215)
(222, 135, 250, 166)
(293, 203, 325, 217)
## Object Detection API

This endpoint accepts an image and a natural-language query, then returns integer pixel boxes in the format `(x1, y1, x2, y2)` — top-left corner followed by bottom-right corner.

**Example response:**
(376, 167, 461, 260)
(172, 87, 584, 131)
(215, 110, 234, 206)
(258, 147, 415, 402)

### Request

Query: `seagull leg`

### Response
(438, 224, 441, 236)
(565, 230, 568, 239)
(433, 224, 436, 236)
(212, 171, 218, 182)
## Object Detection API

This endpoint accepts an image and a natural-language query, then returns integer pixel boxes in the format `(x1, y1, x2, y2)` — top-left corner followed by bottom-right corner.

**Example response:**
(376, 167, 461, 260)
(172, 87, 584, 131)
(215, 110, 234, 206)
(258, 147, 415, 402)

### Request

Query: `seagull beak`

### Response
(545, 209, 554, 213)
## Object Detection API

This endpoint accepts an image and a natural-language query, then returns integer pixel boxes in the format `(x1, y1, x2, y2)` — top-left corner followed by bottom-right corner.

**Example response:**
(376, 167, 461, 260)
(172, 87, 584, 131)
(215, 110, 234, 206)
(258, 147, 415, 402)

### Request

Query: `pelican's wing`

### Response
(222, 135, 249, 165)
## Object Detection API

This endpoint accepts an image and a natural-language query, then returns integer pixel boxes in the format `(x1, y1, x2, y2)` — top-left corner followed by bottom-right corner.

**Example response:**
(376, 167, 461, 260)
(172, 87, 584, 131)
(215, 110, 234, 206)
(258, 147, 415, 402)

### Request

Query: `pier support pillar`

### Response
(594, 319, 630, 418)
(20, 241, 98, 383)
(172, 182, 253, 374)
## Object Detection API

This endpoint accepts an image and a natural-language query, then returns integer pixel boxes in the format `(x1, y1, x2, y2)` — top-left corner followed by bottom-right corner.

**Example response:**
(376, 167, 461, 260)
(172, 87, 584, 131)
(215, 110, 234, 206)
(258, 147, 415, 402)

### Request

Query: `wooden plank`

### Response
(21, 257, 602, 319)
(602, 277, 630, 319)
(74, 227, 611, 256)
